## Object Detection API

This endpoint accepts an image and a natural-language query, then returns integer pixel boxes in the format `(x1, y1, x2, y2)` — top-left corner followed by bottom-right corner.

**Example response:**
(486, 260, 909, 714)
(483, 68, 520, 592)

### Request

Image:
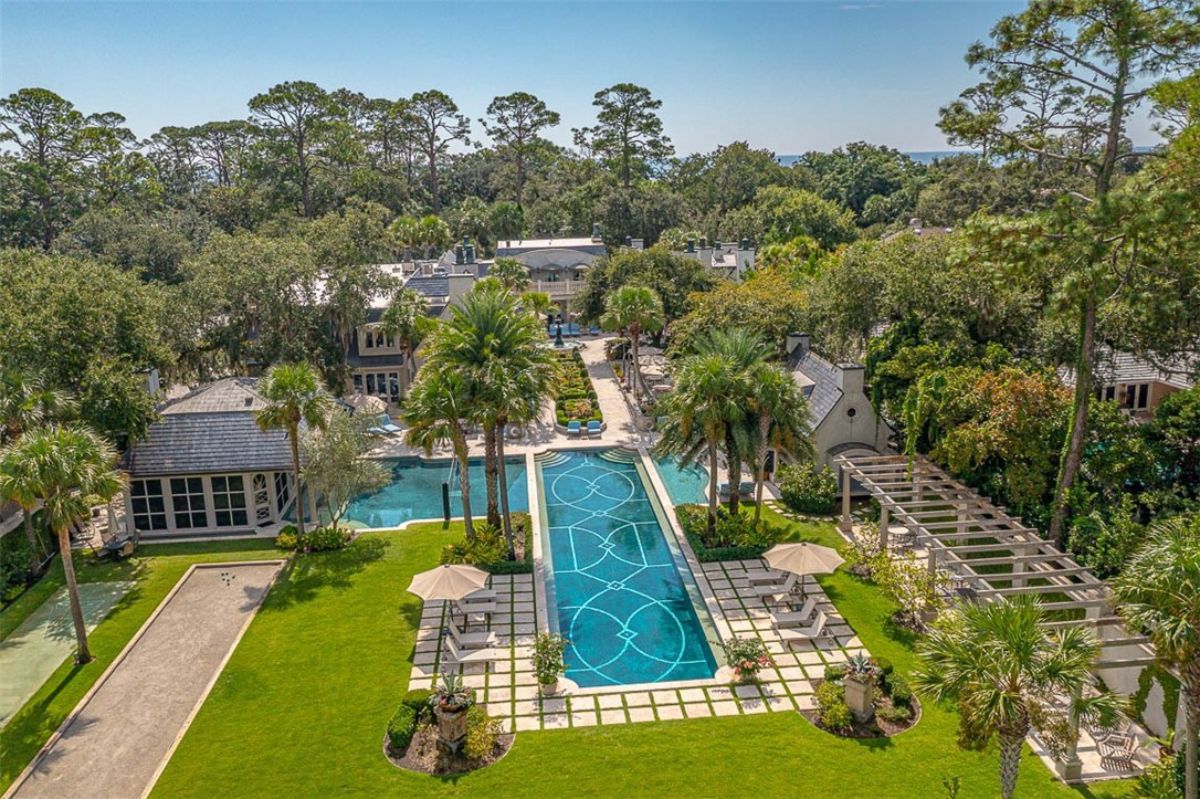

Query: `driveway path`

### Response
(6, 561, 283, 799)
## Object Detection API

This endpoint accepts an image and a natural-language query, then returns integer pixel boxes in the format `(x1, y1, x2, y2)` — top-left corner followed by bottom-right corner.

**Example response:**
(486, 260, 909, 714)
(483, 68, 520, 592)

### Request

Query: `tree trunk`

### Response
(629, 327, 640, 400)
(454, 432, 474, 539)
(483, 421, 500, 528)
(428, 145, 441, 213)
(754, 416, 771, 523)
(290, 426, 306, 536)
(23, 509, 43, 577)
(707, 442, 720, 537)
(57, 525, 92, 665)
(726, 426, 741, 515)
(1049, 296, 1096, 545)
(497, 421, 515, 561)
(1184, 678, 1199, 799)
(997, 730, 1025, 799)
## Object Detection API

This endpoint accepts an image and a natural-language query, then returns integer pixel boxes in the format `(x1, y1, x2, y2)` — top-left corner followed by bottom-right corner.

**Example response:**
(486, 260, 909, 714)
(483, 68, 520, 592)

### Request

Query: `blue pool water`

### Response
(344, 457, 527, 528)
(538, 449, 718, 687)
(653, 457, 709, 505)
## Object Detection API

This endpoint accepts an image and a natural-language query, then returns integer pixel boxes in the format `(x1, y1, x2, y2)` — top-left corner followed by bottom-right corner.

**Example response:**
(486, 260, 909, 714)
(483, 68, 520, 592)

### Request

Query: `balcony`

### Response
(531, 279, 585, 300)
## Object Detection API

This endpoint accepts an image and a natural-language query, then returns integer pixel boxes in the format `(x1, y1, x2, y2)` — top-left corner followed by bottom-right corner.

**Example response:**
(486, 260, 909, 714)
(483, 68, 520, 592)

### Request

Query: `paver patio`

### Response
(7, 561, 283, 799)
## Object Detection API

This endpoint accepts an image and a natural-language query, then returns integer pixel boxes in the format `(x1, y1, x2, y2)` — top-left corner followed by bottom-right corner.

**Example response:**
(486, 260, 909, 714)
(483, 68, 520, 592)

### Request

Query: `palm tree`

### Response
(1114, 514, 1200, 799)
(656, 352, 744, 536)
(378, 287, 431, 389)
(748, 363, 813, 521)
(914, 595, 1119, 799)
(489, 257, 531, 294)
(0, 425, 124, 664)
(519, 290, 554, 321)
(600, 285, 664, 402)
(403, 367, 477, 538)
(428, 285, 551, 528)
(256, 363, 329, 535)
(0, 368, 74, 574)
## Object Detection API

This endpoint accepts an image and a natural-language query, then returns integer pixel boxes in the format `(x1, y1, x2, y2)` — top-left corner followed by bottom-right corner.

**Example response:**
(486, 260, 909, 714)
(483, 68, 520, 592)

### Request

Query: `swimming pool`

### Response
(537, 449, 718, 687)
(652, 456, 709, 505)
(343, 457, 527, 528)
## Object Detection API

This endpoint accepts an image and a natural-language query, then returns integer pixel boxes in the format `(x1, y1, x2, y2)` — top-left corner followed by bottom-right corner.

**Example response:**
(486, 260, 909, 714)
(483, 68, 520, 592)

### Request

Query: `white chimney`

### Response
(786, 333, 811, 359)
(835, 363, 866, 396)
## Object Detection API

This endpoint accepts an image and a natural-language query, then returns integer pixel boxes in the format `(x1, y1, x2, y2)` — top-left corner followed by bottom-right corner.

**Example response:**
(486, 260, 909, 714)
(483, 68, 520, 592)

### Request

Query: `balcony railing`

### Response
(531, 279, 584, 299)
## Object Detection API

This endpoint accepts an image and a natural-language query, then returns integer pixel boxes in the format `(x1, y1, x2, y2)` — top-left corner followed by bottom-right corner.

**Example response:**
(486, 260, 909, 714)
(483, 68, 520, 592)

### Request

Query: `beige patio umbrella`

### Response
(763, 542, 845, 595)
(345, 393, 387, 415)
(407, 564, 489, 601)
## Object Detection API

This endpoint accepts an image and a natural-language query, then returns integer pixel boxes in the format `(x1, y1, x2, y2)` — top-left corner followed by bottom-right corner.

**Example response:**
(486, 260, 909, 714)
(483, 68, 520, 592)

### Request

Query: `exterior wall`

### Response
(1095, 379, 1178, 420)
(124, 470, 293, 537)
(811, 396, 892, 470)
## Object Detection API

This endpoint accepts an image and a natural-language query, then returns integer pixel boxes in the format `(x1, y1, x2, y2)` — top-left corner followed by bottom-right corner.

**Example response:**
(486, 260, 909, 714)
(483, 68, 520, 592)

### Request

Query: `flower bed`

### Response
(675, 503, 786, 561)
(803, 656, 921, 738)
(440, 512, 534, 575)
(551, 350, 603, 426)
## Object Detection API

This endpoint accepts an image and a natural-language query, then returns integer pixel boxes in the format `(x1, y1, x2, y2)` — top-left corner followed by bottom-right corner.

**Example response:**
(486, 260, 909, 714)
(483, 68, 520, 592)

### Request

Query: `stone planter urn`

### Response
(844, 675, 876, 723)
(539, 678, 560, 695)
(434, 704, 469, 752)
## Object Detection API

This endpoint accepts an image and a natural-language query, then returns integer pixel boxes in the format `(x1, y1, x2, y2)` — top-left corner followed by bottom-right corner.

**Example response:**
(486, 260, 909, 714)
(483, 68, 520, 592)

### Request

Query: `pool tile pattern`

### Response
(409, 560, 869, 732)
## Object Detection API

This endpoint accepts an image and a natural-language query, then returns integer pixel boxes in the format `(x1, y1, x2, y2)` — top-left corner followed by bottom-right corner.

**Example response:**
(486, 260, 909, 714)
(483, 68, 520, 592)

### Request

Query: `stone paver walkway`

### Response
(7, 561, 283, 799)
(410, 560, 867, 732)
(0, 582, 133, 726)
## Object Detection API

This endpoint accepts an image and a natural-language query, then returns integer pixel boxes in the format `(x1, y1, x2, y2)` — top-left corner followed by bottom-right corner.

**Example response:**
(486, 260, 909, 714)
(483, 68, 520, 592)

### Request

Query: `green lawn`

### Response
(0, 538, 281, 792)
(145, 517, 1134, 799)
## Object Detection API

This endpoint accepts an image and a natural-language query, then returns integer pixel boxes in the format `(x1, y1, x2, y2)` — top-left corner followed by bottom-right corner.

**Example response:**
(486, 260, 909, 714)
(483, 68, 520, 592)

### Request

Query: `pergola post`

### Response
(879, 502, 890, 550)
(839, 466, 853, 533)
(1056, 683, 1084, 781)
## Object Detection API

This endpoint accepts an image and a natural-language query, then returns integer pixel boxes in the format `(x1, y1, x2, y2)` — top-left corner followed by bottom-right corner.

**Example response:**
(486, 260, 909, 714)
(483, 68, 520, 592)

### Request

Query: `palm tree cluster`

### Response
(655, 328, 812, 534)
(0, 367, 124, 665)
(600, 284, 664, 403)
(403, 282, 553, 558)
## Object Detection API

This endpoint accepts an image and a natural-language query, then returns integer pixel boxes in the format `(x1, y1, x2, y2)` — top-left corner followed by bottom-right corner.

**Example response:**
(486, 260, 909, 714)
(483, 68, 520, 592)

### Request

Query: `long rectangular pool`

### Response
(537, 449, 718, 687)
(344, 457, 527, 528)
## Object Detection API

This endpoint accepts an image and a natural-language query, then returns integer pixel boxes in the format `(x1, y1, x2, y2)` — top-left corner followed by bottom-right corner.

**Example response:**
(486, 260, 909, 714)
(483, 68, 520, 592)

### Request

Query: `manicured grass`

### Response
(152, 518, 1134, 798)
(0, 538, 281, 792)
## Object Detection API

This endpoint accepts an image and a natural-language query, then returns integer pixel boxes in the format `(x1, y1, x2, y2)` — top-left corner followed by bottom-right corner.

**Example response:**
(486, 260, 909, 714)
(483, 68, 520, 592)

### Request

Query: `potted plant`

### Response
(718, 636, 773, 684)
(533, 632, 569, 694)
(843, 654, 880, 722)
(431, 673, 474, 751)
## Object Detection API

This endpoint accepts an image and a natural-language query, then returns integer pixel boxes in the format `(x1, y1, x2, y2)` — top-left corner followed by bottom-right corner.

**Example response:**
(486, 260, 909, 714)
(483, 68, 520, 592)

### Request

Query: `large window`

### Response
(170, 477, 208, 529)
(211, 475, 248, 527)
(130, 479, 168, 531)
(275, 471, 292, 513)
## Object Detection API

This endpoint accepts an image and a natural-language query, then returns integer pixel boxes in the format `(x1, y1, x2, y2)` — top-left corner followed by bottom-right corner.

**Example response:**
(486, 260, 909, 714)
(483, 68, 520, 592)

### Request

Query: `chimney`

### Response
(630, 238, 644, 251)
(454, 246, 464, 266)
(465, 243, 476, 264)
(447, 273, 474, 305)
(143, 368, 160, 396)
(785, 333, 811, 359)
(591, 222, 602, 242)
(699, 237, 713, 269)
(835, 363, 866, 396)
(685, 238, 696, 253)
(625, 236, 633, 248)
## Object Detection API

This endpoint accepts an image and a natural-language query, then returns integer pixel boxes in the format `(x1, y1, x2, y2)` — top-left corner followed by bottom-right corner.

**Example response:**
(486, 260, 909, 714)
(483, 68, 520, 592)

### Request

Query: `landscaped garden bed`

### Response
(805, 655, 921, 739)
(439, 511, 533, 574)
(384, 681, 513, 776)
(551, 349, 603, 427)
(675, 503, 786, 561)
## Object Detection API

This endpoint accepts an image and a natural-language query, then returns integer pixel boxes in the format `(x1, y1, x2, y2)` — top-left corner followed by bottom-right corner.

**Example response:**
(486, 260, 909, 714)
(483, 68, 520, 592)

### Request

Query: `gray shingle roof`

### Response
(122, 412, 295, 477)
(1060, 348, 1196, 391)
(160, 377, 267, 414)
(404, 275, 450, 299)
(790, 350, 842, 425)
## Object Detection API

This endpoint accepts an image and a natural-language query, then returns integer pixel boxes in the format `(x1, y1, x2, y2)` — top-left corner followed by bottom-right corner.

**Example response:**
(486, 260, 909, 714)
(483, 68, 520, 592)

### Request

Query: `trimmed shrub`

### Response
(824, 664, 846, 682)
(820, 700, 854, 732)
(464, 705, 503, 761)
(387, 704, 418, 752)
(402, 689, 433, 721)
(440, 513, 534, 575)
(877, 704, 912, 724)
(274, 531, 298, 550)
(298, 526, 352, 552)
(873, 656, 894, 677)
(778, 464, 839, 515)
(815, 680, 845, 709)
(885, 673, 912, 706)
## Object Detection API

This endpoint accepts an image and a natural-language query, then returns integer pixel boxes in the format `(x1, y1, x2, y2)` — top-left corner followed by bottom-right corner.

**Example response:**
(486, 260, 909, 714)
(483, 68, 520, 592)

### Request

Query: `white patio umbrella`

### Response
(763, 543, 845, 592)
(406, 564, 489, 602)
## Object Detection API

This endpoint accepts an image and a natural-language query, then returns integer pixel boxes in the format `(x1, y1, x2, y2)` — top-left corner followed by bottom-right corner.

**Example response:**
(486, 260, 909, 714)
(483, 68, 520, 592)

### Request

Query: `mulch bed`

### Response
(801, 683, 922, 739)
(384, 723, 515, 775)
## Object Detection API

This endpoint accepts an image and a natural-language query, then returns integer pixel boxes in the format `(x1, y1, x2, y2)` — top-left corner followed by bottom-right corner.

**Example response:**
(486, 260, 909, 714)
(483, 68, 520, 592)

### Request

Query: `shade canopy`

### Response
(763, 542, 845, 577)
(345, 393, 388, 414)
(407, 564, 489, 601)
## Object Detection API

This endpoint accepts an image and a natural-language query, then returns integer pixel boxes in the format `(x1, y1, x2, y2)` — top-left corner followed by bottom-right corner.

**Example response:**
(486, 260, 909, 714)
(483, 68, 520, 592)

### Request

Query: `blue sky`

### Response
(0, 1, 1158, 154)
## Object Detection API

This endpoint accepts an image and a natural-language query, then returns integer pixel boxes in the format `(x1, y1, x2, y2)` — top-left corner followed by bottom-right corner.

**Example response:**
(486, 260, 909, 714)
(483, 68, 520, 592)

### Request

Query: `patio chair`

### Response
(778, 611, 829, 648)
(377, 414, 403, 435)
(566, 420, 582, 437)
(1096, 730, 1140, 768)
(753, 573, 798, 604)
(587, 420, 602, 438)
(747, 570, 784, 586)
(447, 619, 498, 649)
(771, 597, 817, 628)
(443, 635, 506, 670)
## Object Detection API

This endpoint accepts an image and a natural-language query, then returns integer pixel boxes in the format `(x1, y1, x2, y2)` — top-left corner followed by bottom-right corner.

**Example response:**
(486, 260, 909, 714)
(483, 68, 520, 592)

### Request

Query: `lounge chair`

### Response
(566, 420, 582, 437)
(778, 611, 828, 647)
(377, 414, 403, 435)
(771, 597, 817, 628)
(443, 635, 506, 670)
(747, 570, 784, 586)
(587, 420, 602, 437)
(753, 573, 797, 598)
(447, 620, 498, 649)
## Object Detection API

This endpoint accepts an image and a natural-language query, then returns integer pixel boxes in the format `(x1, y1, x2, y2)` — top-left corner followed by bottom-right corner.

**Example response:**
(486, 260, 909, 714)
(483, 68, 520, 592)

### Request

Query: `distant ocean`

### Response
(777, 150, 970, 166)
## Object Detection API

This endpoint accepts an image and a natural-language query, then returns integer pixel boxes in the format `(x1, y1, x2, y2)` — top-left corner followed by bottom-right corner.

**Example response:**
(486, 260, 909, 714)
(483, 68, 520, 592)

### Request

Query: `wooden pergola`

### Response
(833, 453, 1156, 670)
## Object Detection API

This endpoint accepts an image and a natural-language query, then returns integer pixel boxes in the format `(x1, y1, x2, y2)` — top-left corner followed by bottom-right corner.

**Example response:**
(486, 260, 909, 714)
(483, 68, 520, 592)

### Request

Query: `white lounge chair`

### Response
(443, 635, 506, 670)
(753, 573, 797, 597)
(747, 570, 784, 586)
(447, 620, 498, 649)
(771, 597, 817, 628)
(778, 611, 828, 647)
